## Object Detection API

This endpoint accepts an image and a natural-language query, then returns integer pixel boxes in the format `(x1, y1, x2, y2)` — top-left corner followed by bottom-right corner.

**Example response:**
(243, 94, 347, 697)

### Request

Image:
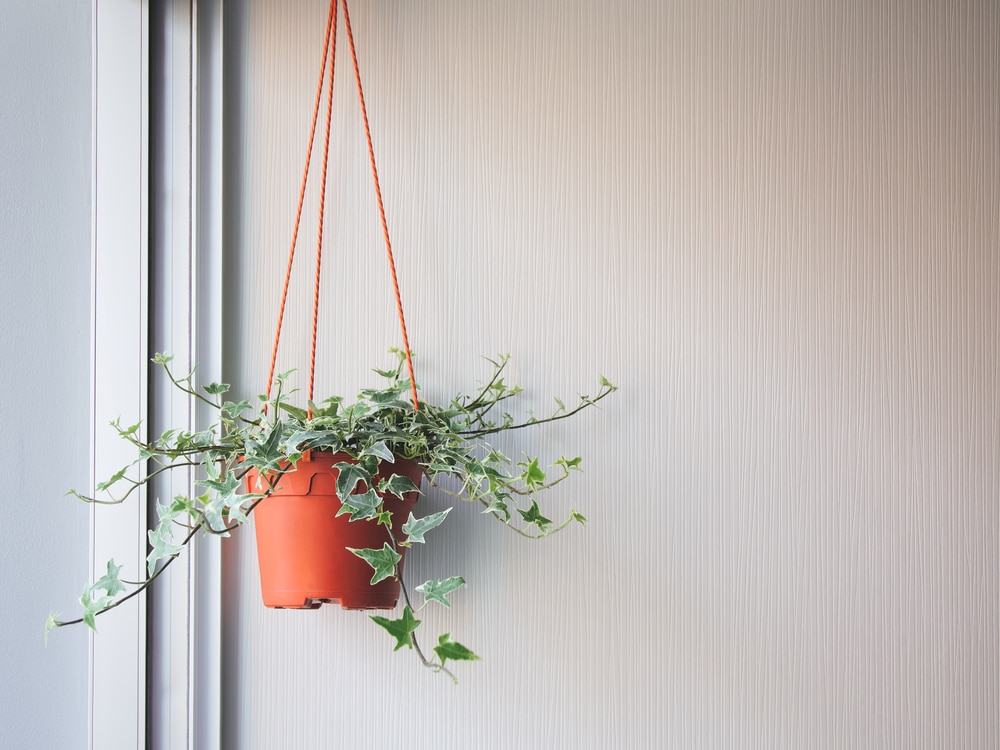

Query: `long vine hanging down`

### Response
(49, 350, 616, 680)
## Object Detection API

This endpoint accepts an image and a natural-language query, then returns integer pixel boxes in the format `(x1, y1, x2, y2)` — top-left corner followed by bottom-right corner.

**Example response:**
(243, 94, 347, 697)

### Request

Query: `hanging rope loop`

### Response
(264, 0, 338, 412)
(265, 0, 420, 417)
(342, 0, 419, 410)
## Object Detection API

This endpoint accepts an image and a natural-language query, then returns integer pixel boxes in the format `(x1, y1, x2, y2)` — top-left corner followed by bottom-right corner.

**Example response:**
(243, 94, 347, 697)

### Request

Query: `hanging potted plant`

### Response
(48, 0, 617, 681)
(49, 350, 616, 679)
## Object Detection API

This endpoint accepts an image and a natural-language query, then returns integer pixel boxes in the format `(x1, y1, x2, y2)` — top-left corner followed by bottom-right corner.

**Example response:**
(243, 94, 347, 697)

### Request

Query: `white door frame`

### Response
(91, 1, 222, 747)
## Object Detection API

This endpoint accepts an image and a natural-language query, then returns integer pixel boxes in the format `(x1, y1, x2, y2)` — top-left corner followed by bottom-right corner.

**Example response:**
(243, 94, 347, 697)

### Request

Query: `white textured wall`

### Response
(0, 1, 91, 747)
(222, 1, 999, 747)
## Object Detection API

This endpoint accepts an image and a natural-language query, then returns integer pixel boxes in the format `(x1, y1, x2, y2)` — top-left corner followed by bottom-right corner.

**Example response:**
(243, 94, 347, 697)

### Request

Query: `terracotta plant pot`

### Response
(245, 450, 421, 610)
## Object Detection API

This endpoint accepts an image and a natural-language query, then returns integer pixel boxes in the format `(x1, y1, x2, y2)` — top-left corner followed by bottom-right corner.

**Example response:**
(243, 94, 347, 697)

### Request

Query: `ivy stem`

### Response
(459, 382, 616, 438)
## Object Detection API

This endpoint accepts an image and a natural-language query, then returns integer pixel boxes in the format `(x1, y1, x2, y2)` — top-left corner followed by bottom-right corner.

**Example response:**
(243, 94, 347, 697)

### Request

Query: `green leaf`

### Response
(44, 613, 59, 642)
(118, 420, 142, 438)
(369, 605, 421, 651)
(203, 382, 230, 396)
(517, 499, 552, 532)
(278, 402, 309, 421)
(360, 441, 394, 463)
(311, 396, 342, 418)
(519, 457, 546, 489)
(556, 455, 583, 471)
(415, 576, 465, 607)
(347, 543, 401, 584)
(401, 508, 451, 544)
(571, 509, 588, 525)
(334, 462, 371, 498)
(95, 466, 128, 492)
(433, 633, 479, 668)
(368, 389, 406, 405)
(336, 489, 381, 522)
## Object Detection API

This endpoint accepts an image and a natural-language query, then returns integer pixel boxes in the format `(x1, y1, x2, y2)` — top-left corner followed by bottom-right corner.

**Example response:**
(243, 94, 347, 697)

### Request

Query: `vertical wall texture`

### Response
(0, 0, 91, 747)
(222, 1, 998, 748)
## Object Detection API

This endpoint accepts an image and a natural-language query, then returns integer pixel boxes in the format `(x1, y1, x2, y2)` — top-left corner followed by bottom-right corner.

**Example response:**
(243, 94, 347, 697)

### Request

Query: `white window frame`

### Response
(91, 2, 222, 748)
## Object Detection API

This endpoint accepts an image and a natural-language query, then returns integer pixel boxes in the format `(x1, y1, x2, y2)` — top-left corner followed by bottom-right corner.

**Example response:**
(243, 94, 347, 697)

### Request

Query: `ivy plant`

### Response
(48, 350, 616, 681)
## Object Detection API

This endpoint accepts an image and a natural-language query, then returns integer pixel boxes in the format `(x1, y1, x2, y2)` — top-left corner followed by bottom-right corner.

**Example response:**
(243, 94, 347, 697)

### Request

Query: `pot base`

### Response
(264, 592, 398, 610)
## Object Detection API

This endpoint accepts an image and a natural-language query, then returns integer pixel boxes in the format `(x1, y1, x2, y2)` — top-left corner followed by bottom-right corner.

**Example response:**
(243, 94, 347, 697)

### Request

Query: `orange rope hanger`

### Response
(264, 0, 418, 415)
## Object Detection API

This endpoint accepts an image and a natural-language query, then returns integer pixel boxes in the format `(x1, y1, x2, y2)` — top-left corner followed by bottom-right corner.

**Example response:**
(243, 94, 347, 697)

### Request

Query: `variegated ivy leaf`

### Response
(336, 489, 381, 521)
(433, 633, 480, 668)
(463, 459, 489, 482)
(416, 576, 465, 608)
(481, 499, 511, 522)
(221, 399, 253, 418)
(334, 462, 371, 498)
(281, 428, 343, 454)
(347, 543, 401, 585)
(80, 588, 113, 631)
(400, 508, 451, 545)
(147, 523, 184, 575)
(156, 497, 193, 526)
(379, 473, 420, 499)
(360, 440, 394, 463)
(197, 470, 252, 532)
(570, 509, 588, 525)
(369, 605, 421, 651)
(197, 469, 240, 498)
(199, 491, 228, 534)
(93, 559, 127, 599)
(79, 560, 126, 631)
(202, 454, 222, 481)
(224, 491, 251, 526)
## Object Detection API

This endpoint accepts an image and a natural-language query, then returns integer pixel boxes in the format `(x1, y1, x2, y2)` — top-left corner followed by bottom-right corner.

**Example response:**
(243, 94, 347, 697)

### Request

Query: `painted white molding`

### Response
(147, 1, 195, 746)
(92, 1, 223, 747)
(191, 0, 225, 746)
(91, 2, 148, 748)
(148, 0, 224, 748)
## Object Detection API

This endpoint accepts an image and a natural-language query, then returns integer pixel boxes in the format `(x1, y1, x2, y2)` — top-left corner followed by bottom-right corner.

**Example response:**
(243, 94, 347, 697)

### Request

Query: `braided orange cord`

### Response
(342, 0, 420, 410)
(308, 2, 339, 417)
(264, 0, 338, 407)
